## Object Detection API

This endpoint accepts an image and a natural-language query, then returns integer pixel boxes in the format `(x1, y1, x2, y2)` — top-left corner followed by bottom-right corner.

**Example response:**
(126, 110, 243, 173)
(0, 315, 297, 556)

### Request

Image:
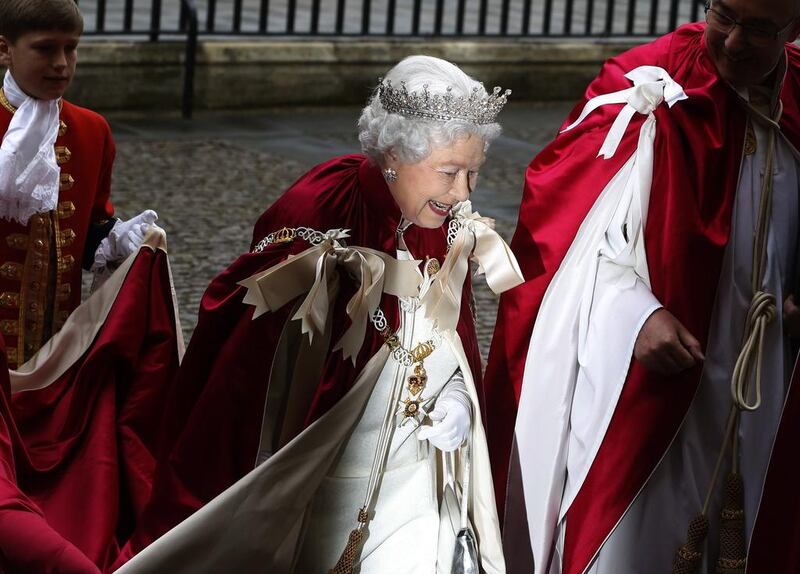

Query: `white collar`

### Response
(3, 72, 27, 108)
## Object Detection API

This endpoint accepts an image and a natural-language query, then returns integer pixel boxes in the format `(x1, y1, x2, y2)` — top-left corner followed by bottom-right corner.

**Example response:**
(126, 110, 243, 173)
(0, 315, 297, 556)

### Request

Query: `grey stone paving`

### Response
(79, 0, 703, 37)
(103, 102, 571, 357)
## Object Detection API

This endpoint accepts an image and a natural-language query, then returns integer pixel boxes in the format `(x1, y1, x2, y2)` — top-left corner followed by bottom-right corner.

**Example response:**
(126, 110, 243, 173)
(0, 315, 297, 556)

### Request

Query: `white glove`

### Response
(417, 386, 472, 452)
(111, 209, 159, 255)
(91, 209, 158, 274)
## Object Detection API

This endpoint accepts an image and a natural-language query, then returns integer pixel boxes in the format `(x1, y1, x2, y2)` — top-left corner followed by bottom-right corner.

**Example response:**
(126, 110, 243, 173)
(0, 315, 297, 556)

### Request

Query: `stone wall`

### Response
(16, 39, 642, 112)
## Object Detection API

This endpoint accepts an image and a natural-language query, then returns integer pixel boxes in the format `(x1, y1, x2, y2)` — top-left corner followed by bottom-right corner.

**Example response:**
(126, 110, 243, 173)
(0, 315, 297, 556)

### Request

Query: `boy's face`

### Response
(0, 30, 79, 101)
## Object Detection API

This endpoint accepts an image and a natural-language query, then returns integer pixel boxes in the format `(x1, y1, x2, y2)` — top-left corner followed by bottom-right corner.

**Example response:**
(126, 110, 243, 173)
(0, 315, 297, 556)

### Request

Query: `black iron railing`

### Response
(74, 0, 705, 118)
(181, 0, 198, 119)
(78, 0, 705, 39)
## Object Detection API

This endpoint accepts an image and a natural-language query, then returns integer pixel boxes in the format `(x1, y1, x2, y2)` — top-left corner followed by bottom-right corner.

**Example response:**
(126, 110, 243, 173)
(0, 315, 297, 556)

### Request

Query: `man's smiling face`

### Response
(704, 0, 800, 89)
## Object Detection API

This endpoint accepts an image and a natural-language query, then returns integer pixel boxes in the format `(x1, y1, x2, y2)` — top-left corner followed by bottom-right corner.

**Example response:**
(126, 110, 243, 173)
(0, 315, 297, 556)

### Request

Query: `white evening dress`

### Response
(296, 248, 469, 574)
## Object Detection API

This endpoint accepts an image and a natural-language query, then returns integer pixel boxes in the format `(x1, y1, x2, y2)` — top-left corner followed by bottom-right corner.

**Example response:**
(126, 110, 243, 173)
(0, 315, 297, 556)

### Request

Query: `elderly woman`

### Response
(114, 56, 521, 574)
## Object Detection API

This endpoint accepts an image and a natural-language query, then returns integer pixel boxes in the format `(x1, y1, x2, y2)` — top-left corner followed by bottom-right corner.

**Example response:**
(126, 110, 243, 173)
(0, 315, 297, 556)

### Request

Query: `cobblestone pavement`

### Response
(105, 102, 572, 358)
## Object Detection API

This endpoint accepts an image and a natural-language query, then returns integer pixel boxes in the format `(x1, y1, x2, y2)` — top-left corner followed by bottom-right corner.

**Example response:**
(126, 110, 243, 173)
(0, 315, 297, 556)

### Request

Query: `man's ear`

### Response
(0, 36, 12, 68)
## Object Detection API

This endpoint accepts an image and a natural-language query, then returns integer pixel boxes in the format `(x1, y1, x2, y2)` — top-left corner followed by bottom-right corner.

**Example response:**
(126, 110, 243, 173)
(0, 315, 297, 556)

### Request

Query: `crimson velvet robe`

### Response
(0, 245, 181, 573)
(0, 340, 99, 574)
(114, 154, 484, 567)
(484, 22, 800, 574)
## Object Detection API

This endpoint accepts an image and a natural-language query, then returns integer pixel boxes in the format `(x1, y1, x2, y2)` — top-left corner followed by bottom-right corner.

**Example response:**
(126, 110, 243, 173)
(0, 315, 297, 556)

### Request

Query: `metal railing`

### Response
(75, 0, 705, 118)
(78, 0, 705, 39)
(181, 0, 198, 119)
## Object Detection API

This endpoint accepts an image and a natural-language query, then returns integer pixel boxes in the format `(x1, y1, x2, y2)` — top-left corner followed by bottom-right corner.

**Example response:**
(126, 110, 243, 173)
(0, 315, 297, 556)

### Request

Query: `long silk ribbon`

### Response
(238, 239, 422, 363)
(422, 202, 523, 333)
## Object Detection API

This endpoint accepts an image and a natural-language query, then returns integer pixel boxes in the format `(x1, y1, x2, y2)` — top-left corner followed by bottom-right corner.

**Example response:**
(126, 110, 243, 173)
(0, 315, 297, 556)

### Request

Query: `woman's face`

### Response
(384, 133, 486, 229)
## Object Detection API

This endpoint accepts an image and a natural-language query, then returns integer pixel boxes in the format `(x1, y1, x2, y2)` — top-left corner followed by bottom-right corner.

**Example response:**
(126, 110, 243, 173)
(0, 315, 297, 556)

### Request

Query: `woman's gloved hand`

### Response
(417, 389, 471, 452)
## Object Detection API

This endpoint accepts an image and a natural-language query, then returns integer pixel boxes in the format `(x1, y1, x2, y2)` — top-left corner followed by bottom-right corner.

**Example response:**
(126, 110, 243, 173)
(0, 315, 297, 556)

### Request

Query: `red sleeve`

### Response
(91, 120, 115, 223)
(0, 382, 99, 574)
(0, 504, 100, 574)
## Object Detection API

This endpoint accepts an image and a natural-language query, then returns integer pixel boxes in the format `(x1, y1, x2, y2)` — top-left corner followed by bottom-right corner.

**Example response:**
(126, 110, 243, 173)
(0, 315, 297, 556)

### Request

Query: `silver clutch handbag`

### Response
(438, 441, 481, 574)
(452, 527, 479, 574)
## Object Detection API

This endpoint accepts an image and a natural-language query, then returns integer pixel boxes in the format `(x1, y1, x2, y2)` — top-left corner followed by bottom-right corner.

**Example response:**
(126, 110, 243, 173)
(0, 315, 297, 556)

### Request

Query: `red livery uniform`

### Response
(0, 89, 114, 368)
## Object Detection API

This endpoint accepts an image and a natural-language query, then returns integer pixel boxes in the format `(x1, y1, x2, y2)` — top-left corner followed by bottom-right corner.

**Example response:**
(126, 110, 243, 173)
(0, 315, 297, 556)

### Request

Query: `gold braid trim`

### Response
(0, 88, 64, 114)
(0, 88, 16, 114)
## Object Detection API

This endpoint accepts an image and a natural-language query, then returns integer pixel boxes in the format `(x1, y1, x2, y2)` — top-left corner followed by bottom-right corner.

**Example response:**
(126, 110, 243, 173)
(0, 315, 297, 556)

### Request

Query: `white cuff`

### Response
(90, 230, 119, 277)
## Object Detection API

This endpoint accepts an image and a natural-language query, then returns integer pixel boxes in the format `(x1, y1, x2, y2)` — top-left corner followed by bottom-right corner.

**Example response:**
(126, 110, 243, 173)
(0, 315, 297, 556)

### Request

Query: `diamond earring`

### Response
(383, 168, 397, 183)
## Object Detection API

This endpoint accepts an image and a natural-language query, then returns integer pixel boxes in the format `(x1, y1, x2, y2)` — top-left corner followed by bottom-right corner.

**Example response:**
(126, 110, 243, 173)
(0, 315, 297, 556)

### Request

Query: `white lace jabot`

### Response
(0, 71, 61, 224)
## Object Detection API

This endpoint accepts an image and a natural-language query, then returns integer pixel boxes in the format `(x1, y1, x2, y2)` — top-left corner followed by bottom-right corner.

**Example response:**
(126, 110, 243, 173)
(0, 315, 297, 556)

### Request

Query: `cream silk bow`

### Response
(421, 201, 523, 333)
(561, 65, 687, 159)
(239, 237, 422, 363)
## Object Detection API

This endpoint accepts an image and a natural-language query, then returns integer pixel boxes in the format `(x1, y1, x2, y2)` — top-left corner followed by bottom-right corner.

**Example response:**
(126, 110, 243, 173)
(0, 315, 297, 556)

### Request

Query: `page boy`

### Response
(0, 0, 156, 368)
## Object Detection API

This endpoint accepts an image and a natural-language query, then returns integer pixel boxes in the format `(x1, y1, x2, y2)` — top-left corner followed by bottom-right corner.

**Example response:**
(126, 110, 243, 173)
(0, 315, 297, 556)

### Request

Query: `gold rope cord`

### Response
(672, 99, 785, 574)
(328, 509, 369, 574)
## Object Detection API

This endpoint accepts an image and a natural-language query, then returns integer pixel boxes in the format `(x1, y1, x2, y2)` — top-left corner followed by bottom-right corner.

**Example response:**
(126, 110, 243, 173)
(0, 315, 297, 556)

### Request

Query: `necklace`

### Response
(371, 308, 440, 422)
(373, 222, 446, 423)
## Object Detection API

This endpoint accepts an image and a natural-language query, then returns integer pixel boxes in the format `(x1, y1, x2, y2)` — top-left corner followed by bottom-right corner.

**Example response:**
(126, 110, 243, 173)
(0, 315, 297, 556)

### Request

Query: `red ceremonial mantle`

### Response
(747, 359, 800, 571)
(115, 155, 484, 566)
(0, 248, 180, 572)
(0, 341, 100, 573)
(483, 23, 800, 573)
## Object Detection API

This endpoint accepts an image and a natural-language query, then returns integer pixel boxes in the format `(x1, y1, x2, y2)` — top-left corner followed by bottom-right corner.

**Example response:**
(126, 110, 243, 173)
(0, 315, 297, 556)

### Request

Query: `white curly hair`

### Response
(358, 55, 503, 165)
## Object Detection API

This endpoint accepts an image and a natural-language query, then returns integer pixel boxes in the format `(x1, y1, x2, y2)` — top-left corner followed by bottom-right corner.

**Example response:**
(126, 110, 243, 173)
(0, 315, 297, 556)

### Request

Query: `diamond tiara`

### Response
(378, 80, 511, 125)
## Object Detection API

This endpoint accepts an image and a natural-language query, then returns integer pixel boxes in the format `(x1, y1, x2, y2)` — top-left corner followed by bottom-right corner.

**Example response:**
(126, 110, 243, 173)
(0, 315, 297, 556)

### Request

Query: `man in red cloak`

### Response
(485, 2, 800, 572)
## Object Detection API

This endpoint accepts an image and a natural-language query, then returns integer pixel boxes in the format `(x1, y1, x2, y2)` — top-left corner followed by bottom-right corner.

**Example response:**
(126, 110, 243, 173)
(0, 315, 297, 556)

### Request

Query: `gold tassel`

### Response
(328, 507, 369, 574)
(715, 473, 746, 574)
(673, 514, 709, 574)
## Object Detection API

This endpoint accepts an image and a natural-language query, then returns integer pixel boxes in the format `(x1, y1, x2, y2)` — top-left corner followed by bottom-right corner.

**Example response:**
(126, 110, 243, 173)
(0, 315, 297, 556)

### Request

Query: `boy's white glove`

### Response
(417, 388, 472, 452)
(91, 210, 158, 275)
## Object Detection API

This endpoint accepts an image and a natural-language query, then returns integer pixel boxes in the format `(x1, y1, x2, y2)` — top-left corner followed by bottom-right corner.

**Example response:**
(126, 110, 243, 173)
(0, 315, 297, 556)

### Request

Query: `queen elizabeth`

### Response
(114, 55, 522, 574)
